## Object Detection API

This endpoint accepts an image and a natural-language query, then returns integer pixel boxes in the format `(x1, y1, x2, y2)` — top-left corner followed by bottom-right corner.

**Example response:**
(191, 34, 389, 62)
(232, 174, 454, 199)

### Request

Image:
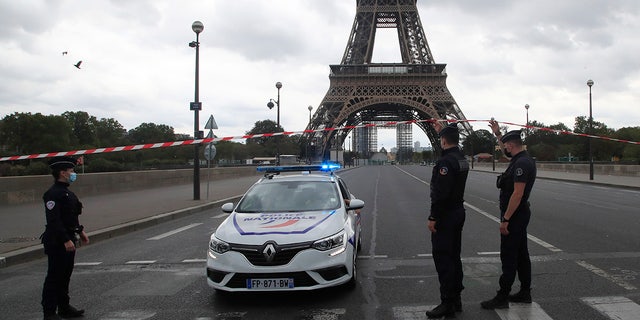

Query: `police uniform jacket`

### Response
(430, 146, 469, 220)
(498, 150, 536, 213)
(42, 181, 83, 246)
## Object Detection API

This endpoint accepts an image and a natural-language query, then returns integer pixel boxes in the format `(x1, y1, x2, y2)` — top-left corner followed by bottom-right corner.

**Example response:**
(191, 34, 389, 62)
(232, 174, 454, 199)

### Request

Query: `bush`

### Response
(86, 158, 124, 172)
(24, 162, 49, 175)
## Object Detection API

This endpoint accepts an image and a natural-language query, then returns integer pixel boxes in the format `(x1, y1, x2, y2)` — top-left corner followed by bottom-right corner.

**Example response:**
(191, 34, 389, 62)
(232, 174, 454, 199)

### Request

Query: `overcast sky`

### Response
(1, 0, 639, 153)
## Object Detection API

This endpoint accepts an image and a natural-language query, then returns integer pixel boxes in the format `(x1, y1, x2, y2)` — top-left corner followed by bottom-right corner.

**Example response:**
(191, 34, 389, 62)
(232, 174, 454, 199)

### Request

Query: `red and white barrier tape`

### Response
(1, 119, 637, 162)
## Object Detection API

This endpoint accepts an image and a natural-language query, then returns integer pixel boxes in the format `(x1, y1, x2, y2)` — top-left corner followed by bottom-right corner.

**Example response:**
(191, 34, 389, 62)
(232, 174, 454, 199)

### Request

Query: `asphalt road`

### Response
(1, 165, 639, 320)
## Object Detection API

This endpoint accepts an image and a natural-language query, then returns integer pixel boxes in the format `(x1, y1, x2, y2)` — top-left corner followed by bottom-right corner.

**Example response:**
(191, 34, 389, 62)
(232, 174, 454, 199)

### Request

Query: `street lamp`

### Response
(524, 104, 529, 138)
(189, 20, 204, 200)
(587, 79, 594, 180)
(267, 81, 282, 165)
(307, 105, 313, 163)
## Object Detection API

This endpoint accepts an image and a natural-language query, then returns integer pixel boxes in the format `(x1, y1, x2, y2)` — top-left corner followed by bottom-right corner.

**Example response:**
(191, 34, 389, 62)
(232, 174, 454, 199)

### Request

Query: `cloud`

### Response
(0, 0, 638, 154)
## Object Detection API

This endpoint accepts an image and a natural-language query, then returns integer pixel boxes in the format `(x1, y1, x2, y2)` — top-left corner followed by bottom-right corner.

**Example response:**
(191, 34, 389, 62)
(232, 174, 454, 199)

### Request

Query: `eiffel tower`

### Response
(304, 0, 472, 162)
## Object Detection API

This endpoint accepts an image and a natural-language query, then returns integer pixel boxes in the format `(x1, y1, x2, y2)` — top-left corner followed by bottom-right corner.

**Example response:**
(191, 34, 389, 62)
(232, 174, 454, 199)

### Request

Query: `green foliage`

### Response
(85, 158, 125, 172)
(24, 161, 50, 175)
(2, 111, 639, 176)
(127, 123, 175, 144)
(462, 129, 495, 155)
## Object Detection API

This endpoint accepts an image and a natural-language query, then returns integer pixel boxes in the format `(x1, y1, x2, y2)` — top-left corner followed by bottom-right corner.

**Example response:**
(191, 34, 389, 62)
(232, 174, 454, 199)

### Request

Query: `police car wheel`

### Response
(345, 251, 357, 289)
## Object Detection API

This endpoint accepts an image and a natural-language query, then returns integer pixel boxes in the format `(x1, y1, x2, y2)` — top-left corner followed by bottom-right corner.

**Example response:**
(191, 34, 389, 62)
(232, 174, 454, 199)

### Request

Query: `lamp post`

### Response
(307, 105, 313, 163)
(267, 82, 282, 165)
(524, 104, 529, 139)
(189, 20, 204, 200)
(587, 79, 594, 180)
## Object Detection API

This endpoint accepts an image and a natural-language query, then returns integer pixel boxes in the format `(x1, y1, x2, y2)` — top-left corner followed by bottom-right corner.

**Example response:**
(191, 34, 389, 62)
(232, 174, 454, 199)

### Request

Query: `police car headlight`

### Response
(209, 236, 230, 254)
(312, 231, 345, 251)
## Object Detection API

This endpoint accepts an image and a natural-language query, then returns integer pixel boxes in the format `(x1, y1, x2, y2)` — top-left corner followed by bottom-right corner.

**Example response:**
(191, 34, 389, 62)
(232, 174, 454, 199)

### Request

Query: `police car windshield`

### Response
(236, 181, 341, 213)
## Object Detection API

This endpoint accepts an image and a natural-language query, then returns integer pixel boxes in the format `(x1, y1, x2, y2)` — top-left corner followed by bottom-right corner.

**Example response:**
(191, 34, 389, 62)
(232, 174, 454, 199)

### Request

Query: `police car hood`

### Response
(215, 210, 344, 245)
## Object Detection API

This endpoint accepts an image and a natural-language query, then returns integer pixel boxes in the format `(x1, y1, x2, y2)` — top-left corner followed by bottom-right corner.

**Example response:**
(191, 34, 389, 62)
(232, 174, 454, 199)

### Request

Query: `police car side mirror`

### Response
(347, 199, 365, 210)
(221, 203, 234, 213)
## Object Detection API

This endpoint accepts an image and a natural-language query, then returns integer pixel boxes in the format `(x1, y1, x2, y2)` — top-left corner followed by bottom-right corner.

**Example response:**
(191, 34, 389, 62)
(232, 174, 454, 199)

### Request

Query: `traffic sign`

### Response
(204, 143, 216, 161)
(190, 102, 202, 111)
(204, 115, 218, 129)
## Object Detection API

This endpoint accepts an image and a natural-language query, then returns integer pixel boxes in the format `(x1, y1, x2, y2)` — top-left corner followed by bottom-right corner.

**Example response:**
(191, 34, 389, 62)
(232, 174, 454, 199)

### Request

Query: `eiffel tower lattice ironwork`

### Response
(303, 0, 472, 162)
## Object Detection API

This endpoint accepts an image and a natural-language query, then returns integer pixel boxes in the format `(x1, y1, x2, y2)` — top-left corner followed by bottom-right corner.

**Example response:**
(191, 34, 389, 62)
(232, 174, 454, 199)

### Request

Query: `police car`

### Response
(207, 164, 364, 292)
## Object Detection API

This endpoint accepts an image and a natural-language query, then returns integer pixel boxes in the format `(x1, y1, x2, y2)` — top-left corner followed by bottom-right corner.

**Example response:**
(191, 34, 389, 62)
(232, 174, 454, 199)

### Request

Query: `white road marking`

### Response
(125, 260, 156, 265)
(99, 310, 156, 320)
(212, 213, 228, 219)
(394, 166, 563, 253)
(416, 253, 432, 257)
(307, 308, 346, 320)
(581, 296, 640, 320)
(495, 302, 553, 320)
(478, 252, 501, 255)
(393, 305, 436, 320)
(182, 259, 207, 263)
(75, 262, 102, 266)
(575, 260, 637, 291)
(464, 203, 563, 253)
(146, 223, 202, 240)
(358, 255, 388, 259)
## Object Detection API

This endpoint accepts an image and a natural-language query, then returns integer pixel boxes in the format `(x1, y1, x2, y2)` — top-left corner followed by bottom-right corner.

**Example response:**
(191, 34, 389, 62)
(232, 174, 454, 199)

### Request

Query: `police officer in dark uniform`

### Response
(481, 123, 537, 310)
(41, 156, 89, 320)
(425, 122, 470, 318)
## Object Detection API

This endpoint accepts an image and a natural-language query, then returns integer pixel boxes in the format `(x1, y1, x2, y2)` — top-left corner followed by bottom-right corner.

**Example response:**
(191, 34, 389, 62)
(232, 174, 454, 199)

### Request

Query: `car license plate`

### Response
(247, 278, 294, 289)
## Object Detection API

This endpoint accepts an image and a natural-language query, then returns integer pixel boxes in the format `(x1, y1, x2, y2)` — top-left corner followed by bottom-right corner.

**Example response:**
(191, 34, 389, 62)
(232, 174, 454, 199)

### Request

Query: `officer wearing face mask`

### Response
(482, 120, 537, 310)
(41, 156, 89, 320)
(425, 121, 469, 318)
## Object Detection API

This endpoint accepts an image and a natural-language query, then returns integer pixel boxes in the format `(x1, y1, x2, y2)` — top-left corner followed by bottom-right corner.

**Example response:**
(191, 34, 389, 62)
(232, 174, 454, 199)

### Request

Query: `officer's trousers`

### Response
(42, 244, 75, 314)
(431, 206, 466, 302)
(499, 207, 531, 293)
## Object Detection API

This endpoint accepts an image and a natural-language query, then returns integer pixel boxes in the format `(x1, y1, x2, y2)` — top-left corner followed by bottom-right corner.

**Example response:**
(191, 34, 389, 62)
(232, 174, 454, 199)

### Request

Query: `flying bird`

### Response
(74, 61, 82, 69)
(62, 51, 68, 55)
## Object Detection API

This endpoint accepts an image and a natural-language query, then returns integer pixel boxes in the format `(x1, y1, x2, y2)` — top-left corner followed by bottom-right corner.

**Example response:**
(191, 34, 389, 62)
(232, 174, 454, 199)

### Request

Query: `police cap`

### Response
(48, 156, 76, 171)
(438, 123, 459, 138)
(500, 130, 523, 143)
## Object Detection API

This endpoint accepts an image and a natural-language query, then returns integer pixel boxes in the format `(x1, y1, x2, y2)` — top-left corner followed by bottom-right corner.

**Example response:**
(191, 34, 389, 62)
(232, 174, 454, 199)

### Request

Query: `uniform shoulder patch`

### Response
(516, 168, 524, 176)
(439, 167, 449, 175)
(46, 201, 56, 210)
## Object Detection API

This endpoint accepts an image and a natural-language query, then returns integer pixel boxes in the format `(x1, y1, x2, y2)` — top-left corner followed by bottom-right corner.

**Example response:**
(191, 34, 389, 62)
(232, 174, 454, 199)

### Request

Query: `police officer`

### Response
(425, 122, 469, 318)
(481, 122, 536, 310)
(41, 156, 89, 320)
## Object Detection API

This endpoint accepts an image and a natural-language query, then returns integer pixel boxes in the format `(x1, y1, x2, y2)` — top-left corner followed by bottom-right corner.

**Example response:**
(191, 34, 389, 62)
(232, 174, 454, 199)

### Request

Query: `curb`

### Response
(0, 195, 241, 269)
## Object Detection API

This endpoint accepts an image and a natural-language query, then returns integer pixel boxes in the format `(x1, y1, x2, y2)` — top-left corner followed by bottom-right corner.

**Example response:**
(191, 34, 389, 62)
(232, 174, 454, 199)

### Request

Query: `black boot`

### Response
(509, 289, 532, 303)
(58, 305, 84, 318)
(425, 302, 456, 319)
(453, 296, 462, 312)
(43, 313, 62, 320)
(481, 291, 509, 309)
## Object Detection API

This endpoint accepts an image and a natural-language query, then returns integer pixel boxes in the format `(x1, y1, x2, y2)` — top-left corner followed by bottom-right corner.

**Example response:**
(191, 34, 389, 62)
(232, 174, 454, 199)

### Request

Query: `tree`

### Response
(462, 129, 495, 156)
(62, 111, 98, 147)
(0, 112, 73, 155)
(95, 118, 126, 147)
(614, 127, 640, 163)
(246, 120, 281, 147)
(574, 116, 616, 161)
(127, 123, 176, 144)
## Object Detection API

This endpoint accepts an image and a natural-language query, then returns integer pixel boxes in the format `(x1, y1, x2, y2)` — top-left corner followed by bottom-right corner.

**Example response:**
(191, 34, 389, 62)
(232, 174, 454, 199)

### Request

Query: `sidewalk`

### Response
(0, 175, 261, 267)
(1, 166, 638, 268)
(471, 163, 640, 189)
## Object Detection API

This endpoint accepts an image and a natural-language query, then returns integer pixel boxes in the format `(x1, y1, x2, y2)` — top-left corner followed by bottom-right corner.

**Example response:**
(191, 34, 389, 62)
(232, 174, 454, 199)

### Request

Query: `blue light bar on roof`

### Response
(257, 163, 341, 173)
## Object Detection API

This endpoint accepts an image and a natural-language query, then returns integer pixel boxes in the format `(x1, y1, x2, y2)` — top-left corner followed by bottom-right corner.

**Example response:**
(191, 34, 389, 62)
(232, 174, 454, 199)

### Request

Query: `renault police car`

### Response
(207, 164, 364, 292)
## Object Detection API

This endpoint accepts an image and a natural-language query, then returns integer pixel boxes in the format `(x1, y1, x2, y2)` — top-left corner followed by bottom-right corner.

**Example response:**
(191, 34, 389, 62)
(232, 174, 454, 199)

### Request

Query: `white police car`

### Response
(207, 164, 364, 292)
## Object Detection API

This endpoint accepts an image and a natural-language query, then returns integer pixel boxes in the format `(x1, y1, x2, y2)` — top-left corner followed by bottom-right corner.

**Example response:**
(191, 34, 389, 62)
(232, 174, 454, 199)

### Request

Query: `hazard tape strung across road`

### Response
(1, 119, 638, 162)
